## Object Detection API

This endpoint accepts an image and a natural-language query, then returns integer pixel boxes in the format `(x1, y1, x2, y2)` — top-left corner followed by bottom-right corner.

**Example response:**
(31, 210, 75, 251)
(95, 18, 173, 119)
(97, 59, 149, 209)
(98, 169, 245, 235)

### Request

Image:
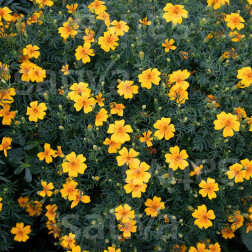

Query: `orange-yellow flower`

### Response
(75, 43, 95, 64)
(62, 152, 87, 177)
(116, 147, 139, 166)
(17, 196, 29, 208)
(165, 146, 189, 171)
(226, 163, 245, 183)
(241, 159, 252, 180)
(37, 143, 56, 163)
(115, 204, 135, 222)
(103, 138, 121, 153)
(124, 178, 147, 198)
(144, 196, 165, 217)
(0, 7, 12, 22)
(126, 160, 151, 184)
(61, 64, 69, 75)
(58, 20, 78, 40)
(208, 242, 221, 252)
(73, 93, 96, 114)
(0, 104, 16, 125)
(36, 0, 54, 8)
(39, 180, 54, 197)
(138, 68, 161, 89)
(60, 179, 78, 201)
(70, 191, 90, 208)
(53, 146, 64, 158)
(95, 108, 108, 126)
(199, 178, 219, 200)
(228, 210, 244, 231)
(221, 227, 235, 239)
(189, 243, 208, 252)
(10, 222, 31, 242)
(98, 31, 119, 52)
(139, 17, 151, 26)
(207, 0, 229, 10)
(0, 197, 2, 211)
(95, 93, 105, 107)
(0, 88, 15, 106)
(104, 246, 121, 252)
(45, 204, 57, 221)
(23, 44, 40, 59)
(154, 117, 176, 140)
(83, 28, 95, 44)
(237, 67, 252, 88)
(29, 65, 46, 83)
(61, 233, 76, 249)
(66, 3, 78, 13)
(213, 112, 240, 137)
(109, 20, 129, 36)
(162, 39, 176, 52)
(118, 219, 137, 238)
(0, 136, 12, 157)
(163, 3, 188, 24)
(96, 11, 110, 27)
(229, 31, 245, 42)
(88, 0, 107, 14)
(19, 61, 35, 82)
(225, 13, 245, 30)
(110, 102, 125, 116)
(68, 82, 91, 101)
(190, 164, 203, 176)
(168, 85, 189, 104)
(26, 201, 42, 217)
(117, 80, 138, 99)
(139, 130, 153, 147)
(107, 120, 133, 144)
(192, 204, 215, 229)
(169, 69, 190, 89)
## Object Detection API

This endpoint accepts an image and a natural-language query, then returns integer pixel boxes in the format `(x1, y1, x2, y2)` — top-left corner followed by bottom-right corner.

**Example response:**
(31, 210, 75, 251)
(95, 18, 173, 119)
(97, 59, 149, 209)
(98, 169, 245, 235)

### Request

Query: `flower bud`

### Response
(59, 126, 64, 130)
(43, 92, 49, 100)
(139, 51, 144, 60)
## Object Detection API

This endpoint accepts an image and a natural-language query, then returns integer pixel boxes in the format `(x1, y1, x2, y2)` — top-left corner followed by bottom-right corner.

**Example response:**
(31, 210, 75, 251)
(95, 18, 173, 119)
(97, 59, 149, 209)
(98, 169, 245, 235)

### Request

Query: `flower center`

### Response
(173, 6, 180, 14)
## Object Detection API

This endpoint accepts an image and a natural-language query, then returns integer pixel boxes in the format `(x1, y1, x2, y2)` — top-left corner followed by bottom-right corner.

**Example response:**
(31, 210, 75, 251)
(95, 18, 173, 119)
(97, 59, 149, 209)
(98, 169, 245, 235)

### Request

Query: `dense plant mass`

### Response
(0, 0, 252, 251)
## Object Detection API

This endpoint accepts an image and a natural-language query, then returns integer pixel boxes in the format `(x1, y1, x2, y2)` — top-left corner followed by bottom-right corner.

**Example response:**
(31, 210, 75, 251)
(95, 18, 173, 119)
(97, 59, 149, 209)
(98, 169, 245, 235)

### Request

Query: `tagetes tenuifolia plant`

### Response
(0, 0, 251, 251)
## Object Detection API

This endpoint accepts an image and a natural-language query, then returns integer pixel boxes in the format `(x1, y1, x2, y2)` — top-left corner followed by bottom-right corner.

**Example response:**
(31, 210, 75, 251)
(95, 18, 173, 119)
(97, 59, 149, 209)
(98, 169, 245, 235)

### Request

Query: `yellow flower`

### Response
(73, 93, 96, 114)
(61, 64, 69, 75)
(0, 104, 16, 125)
(116, 147, 139, 166)
(139, 17, 151, 26)
(26, 200, 42, 217)
(98, 31, 119, 52)
(37, 143, 56, 164)
(23, 44, 40, 59)
(0, 62, 11, 80)
(165, 146, 189, 171)
(96, 11, 110, 27)
(60, 181, 78, 202)
(207, 0, 229, 10)
(168, 85, 189, 104)
(10, 222, 31, 242)
(83, 28, 95, 44)
(126, 160, 151, 185)
(118, 219, 137, 238)
(0, 88, 15, 106)
(0, 197, 2, 211)
(62, 152, 87, 177)
(45, 204, 57, 221)
(138, 68, 161, 89)
(162, 39, 176, 52)
(144, 196, 165, 217)
(124, 178, 147, 198)
(153, 117, 176, 140)
(68, 82, 91, 101)
(209, 242, 221, 252)
(139, 130, 153, 147)
(229, 31, 245, 42)
(29, 65, 46, 83)
(163, 3, 188, 24)
(66, 3, 78, 14)
(58, 20, 78, 40)
(39, 181, 54, 197)
(228, 210, 244, 231)
(104, 246, 121, 252)
(221, 227, 235, 239)
(107, 119, 133, 144)
(0, 136, 12, 157)
(17, 196, 29, 208)
(199, 178, 219, 200)
(88, 0, 107, 15)
(213, 112, 240, 137)
(19, 61, 35, 82)
(110, 102, 125, 116)
(71, 191, 90, 208)
(225, 13, 245, 30)
(237, 67, 252, 88)
(189, 243, 208, 252)
(95, 108, 108, 126)
(75, 43, 95, 64)
(26, 101, 47, 122)
(190, 164, 203, 176)
(117, 80, 138, 99)
(169, 69, 190, 89)
(192, 204, 215, 229)
(226, 163, 245, 183)
(95, 93, 105, 107)
(0, 7, 12, 22)
(241, 159, 252, 180)
(61, 233, 76, 249)
(115, 204, 135, 222)
(36, 0, 54, 8)
(103, 138, 121, 153)
(109, 20, 129, 36)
